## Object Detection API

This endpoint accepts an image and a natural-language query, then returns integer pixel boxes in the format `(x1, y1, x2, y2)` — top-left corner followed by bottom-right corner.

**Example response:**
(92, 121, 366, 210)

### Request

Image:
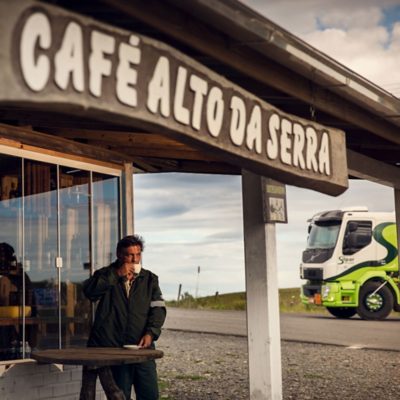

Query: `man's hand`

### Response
(116, 262, 135, 281)
(138, 334, 153, 348)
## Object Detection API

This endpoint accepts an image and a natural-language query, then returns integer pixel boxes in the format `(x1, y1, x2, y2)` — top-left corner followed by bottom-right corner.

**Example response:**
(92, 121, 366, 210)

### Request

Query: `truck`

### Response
(300, 207, 400, 320)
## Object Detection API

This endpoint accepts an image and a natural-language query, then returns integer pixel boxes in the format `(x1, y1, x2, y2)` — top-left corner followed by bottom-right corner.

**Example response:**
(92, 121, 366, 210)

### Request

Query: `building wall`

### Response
(0, 362, 106, 400)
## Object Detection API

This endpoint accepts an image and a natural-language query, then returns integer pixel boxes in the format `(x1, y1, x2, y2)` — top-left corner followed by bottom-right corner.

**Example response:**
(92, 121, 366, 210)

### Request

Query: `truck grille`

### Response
(303, 268, 323, 280)
(302, 284, 321, 297)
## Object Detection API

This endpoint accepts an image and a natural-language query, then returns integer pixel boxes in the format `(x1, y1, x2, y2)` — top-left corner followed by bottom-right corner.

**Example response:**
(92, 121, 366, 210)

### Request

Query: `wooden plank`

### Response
(104, 0, 400, 146)
(0, 124, 163, 173)
(122, 162, 134, 236)
(96, 145, 215, 161)
(0, 137, 122, 172)
(51, 129, 189, 147)
(49, 129, 218, 160)
(134, 158, 239, 175)
(31, 347, 163, 367)
(349, 148, 400, 164)
(347, 150, 400, 189)
(0, 123, 127, 165)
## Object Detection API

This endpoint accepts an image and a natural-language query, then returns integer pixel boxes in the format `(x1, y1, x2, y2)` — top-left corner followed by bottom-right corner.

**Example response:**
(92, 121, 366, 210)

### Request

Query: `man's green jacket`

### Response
(83, 261, 166, 347)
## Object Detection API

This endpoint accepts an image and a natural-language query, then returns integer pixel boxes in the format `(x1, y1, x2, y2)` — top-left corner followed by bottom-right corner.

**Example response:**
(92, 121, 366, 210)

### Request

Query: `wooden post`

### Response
(121, 162, 134, 236)
(241, 170, 282, 400)
(80, 366, 97, 400)
(394, 189, 400, 278)
(80, 366, 125, 400)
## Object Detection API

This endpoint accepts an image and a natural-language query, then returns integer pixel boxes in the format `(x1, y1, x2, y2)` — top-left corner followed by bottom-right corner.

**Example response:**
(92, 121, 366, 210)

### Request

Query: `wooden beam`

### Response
(0, 137, 123, 172)
(347, 150, 400, 188)
(134, 157, 238, 174)
(104, 0, 400, 146)
(0, 123, 166, 172)
(0, 123, 127, 164)
(50, 128, 219, 161)
(122, 162, 134, 236)
(98, 146, 213, 161)
(351, 149, 400, 164)
(50, 129, 188, 147)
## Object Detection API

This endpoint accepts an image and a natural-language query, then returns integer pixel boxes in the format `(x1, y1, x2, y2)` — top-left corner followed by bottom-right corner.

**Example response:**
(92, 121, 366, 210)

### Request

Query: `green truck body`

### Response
(300, 208, 400, 320)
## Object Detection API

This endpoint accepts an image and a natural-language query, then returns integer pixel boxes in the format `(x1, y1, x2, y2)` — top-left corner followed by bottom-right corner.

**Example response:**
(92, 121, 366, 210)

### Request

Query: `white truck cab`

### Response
(300, 207, 400, 320)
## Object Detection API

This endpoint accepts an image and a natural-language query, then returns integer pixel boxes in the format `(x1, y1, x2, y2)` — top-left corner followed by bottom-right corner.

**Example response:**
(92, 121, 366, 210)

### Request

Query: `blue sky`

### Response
(134, 1, 400, 300)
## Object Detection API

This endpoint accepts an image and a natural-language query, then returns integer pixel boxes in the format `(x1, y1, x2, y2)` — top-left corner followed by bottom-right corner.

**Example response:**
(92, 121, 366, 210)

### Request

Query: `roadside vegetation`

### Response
(166, 288, 327, 313)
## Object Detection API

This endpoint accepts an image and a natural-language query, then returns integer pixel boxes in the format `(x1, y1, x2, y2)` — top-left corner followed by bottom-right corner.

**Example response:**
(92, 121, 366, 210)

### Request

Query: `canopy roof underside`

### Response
(2, 0, 400, 185)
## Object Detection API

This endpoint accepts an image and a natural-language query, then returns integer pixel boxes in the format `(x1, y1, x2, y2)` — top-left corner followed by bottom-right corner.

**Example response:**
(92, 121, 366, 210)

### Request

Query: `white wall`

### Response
(0, 362, 106, 400)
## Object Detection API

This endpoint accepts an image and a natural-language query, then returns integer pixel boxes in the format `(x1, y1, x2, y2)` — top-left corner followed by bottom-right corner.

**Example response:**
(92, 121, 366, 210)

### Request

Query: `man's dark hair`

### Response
(117, 235, 145, 253)
(0, 242, 16, 264)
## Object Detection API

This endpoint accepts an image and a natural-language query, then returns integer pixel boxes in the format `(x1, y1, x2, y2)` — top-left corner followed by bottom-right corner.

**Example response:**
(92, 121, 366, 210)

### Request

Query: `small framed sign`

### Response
(262, 178, 288, 223)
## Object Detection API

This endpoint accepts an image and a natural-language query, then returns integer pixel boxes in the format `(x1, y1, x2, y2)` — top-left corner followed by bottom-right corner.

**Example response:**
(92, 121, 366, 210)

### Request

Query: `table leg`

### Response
(80, 366, 125, 400)
(79, 366, 98, 400)
(98, 367, 126, 400)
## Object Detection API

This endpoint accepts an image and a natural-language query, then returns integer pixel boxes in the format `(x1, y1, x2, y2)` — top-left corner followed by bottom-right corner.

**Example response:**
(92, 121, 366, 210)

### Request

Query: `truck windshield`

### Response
(307, 221, 341, 249)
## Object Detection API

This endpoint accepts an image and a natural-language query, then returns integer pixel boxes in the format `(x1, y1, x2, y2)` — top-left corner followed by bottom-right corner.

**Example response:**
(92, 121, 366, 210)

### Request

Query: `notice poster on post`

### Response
(262, 178, 288, 224)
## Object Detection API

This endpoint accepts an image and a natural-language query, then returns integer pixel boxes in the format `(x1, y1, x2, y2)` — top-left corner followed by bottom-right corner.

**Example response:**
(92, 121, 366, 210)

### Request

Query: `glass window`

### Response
(0, 155, 22, 360)
(0, 153, 120, 360)
(92, 173, 120, 270)
(59, 167, 91, 348)
(343, 220, 372, 255)
(24, 160, 58, 353)
(307, 221, 341, 250)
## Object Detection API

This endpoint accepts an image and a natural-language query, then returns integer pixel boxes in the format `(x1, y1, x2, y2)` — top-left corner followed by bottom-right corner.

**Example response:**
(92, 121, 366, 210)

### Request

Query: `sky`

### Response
(134, 0, 400, 300)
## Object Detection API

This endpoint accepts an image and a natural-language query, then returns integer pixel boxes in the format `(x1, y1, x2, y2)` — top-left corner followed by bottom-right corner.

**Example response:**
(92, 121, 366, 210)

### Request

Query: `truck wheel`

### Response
(357, 281, 393, 320)
(326, 307, 357, 319)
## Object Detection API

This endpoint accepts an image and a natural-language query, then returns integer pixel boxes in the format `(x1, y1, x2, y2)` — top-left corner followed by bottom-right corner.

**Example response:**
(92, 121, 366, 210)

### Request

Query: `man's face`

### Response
(117, 245, 142, 265)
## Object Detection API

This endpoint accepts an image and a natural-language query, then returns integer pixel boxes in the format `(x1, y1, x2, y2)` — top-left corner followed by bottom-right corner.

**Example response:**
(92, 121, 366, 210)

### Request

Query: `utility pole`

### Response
(177, 283, 182, 303)
(195, 265, 200, 298)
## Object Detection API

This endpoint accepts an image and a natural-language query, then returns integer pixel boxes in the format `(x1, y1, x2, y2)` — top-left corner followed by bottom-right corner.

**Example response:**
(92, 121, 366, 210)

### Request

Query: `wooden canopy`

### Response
(1, 0, 400, 189)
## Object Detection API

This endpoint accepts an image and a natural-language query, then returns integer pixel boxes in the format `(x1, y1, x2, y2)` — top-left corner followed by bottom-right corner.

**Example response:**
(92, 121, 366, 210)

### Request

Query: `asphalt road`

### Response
(164, 308, 400, 351)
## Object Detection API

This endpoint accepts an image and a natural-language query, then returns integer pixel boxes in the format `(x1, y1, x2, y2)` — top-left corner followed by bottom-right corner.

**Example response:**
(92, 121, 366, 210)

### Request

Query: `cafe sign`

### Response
(0, 0, 348, 195)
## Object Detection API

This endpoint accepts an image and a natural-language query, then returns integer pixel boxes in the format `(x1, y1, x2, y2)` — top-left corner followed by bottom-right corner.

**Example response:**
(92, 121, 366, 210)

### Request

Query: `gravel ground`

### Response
(156, 329, 400, 400)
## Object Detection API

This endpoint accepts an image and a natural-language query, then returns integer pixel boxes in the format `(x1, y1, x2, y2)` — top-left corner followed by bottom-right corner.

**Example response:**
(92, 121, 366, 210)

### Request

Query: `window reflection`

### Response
(0, 154, 120, 360)
(93, 173, 120, 269)
(0, 155, 23, 360)
(59, 167, 91, 348)
(25, 160, 58, 352)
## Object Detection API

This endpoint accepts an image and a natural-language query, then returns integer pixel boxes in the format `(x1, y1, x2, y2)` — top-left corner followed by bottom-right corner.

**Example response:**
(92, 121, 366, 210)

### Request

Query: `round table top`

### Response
(31, 347, 164, 367)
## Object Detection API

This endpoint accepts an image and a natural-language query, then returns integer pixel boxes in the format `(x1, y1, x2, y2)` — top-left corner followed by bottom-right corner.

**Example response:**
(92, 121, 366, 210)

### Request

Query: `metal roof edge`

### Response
(172, 0, 400, 124)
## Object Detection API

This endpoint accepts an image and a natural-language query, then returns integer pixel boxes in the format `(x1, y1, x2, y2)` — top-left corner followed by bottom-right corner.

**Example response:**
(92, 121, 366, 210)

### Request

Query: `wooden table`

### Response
(31, 347, 164, 400)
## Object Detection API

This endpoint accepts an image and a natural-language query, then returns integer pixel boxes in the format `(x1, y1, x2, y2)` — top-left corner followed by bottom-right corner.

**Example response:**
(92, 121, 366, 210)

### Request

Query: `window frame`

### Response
(0, 144, 122, 365)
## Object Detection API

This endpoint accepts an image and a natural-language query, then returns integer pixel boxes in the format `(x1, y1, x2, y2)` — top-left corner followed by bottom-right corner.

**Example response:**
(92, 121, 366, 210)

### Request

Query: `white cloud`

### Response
(244, 0, 400, 33)
(244, 0, 400, 95)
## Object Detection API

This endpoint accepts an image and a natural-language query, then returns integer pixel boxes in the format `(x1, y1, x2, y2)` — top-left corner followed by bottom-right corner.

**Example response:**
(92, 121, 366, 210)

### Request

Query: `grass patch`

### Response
(279, 288, 327, 314)
(158, 378, 173, 400)
(175, 374, 205, 381)
(166, 288, 327, 314)
(167, 291, 246, 310)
